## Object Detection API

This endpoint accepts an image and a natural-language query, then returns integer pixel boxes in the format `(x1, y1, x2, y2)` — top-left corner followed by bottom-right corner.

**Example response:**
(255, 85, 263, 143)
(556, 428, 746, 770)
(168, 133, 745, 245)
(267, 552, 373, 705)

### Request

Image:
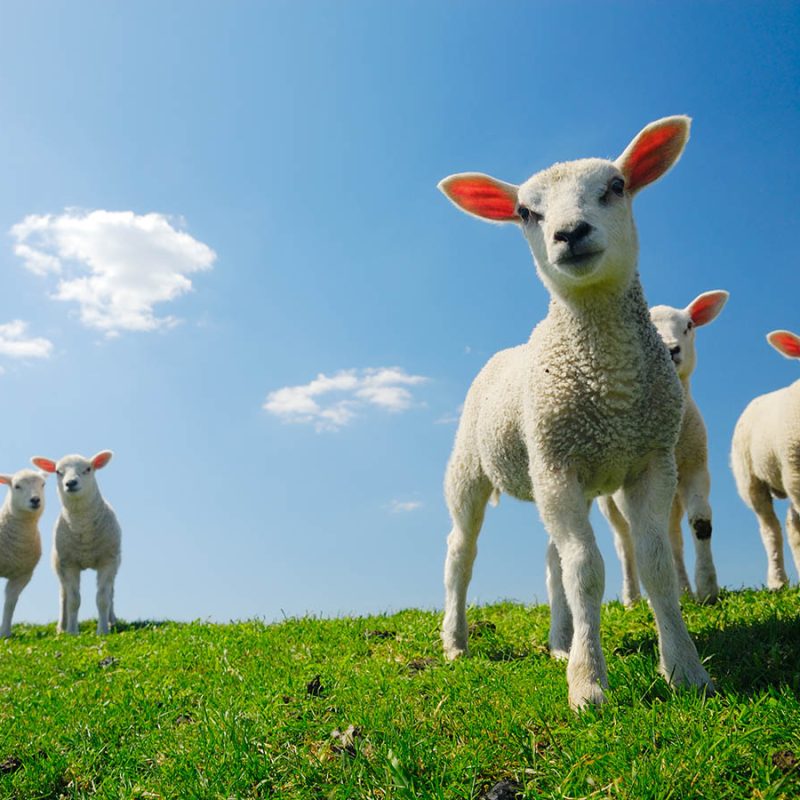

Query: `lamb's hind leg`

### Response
(679, 464, 719, 603)
(782, 483, 800, 582)
(617, 450, 713, 694)
(746, 479, 787, 589)
(546, 538, 572, 659)
(441, 467, 493, 660)
(598, 494, 641, 607)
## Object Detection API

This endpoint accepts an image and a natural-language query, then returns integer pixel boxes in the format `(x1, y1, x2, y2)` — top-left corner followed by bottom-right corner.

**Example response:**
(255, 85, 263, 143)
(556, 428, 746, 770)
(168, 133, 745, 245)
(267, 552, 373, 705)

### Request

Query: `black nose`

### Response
(553, 221, 593, 248)
(65, 479, 78, 490)
(670, 346, 681, 357)
(30, 497, 40, 508)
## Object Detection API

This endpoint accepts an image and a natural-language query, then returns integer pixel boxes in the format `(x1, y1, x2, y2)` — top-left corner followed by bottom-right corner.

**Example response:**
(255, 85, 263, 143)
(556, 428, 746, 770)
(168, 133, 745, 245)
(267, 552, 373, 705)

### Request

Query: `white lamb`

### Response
(599, 290, 728, 606)
(731, 329, 800, 589)
(31, 451, 121, 635)
(438, 116, 714, 708)
(0, 469, 46, 637)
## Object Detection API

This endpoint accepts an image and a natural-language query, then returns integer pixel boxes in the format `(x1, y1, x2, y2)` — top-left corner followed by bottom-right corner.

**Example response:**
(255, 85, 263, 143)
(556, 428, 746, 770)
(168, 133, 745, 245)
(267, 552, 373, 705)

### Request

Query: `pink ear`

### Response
(688, 290, 729, 327)
(31, 457, 56, 474)
(615, 116, 691, 194)
(0, 475, 10, 486)
(92, 450, 113, 470)
(438, 173, 520, 223)
(768, 330, 800, 360)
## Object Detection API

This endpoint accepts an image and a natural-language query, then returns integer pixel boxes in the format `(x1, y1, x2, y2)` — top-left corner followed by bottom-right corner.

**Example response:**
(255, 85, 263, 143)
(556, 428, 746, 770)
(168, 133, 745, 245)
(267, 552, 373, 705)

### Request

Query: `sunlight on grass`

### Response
(0, 590, 797, 798)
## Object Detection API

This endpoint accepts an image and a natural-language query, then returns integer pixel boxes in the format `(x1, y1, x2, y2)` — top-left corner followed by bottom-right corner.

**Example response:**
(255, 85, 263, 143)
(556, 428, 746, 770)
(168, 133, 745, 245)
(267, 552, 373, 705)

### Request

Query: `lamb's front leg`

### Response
(617, 450, 714, 694)
(441, 469, 493, 660)
(679, 464, 719, 603)
(537, 471, 607, 709)
(1, 573, 33, 638)
(96, 561, 118, 635)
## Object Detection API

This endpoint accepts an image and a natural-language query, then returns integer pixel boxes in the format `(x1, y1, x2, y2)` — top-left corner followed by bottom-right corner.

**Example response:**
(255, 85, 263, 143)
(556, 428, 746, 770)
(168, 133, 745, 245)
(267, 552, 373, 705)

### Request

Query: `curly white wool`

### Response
(438, 116, 713, 709)
(32, 451, 121, 635)
(731, 330, 800, 589)
(599, 290, 728, 606)
(0, 469, 46, 638)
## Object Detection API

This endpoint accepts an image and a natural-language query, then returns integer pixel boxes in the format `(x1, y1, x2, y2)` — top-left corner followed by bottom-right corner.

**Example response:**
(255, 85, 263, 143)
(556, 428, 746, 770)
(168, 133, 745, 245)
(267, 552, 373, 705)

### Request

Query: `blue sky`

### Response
(0, 1, 798, 626)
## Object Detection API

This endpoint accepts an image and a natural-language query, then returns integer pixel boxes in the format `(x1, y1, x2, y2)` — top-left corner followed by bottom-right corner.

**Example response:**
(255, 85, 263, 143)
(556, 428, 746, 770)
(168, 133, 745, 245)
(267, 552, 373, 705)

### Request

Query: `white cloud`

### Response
(264, 367, 428, 431)
(389, 499, 423, 514)
(0, 320, 53, 360)
(435, 404, 463, 425)
(11, 209, 216, 336)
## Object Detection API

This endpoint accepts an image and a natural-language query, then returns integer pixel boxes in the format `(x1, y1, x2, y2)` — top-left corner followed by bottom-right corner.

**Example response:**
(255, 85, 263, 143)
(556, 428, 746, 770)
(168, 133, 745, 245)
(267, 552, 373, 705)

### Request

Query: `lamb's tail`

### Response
(489, 488, 501, 507)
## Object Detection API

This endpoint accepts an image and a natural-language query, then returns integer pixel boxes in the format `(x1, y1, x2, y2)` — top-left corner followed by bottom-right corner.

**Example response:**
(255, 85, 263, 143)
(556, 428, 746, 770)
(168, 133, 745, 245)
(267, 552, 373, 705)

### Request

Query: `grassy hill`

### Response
(0, 589, 798, 799)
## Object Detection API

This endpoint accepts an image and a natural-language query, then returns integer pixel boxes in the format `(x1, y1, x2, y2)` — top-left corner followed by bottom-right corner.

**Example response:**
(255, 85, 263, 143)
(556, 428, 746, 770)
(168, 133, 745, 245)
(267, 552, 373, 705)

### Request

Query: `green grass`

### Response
(0, 589, 798, 799)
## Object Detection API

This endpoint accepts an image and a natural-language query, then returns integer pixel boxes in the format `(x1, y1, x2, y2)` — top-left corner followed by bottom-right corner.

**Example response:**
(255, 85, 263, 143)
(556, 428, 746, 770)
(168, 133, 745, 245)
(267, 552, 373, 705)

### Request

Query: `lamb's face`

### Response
(31, 450, 113, 503)
(0, 470, 46, 515)
(650, 305, 696, 381)
(54, 455, 98, 499)
(516, 158, 637, 294)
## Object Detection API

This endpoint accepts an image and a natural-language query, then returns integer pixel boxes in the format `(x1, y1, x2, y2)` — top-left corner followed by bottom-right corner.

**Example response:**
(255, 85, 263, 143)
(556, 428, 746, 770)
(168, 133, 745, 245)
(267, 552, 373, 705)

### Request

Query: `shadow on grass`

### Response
(612, 608, 800, 697)
(112, 618, 171, 632)
(697, 615, 800, 695)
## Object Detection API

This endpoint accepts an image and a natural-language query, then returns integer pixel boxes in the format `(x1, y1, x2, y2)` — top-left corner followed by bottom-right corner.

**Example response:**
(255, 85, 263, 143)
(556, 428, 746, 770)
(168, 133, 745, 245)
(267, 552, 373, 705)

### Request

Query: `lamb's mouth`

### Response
(554, 249, 605, 274)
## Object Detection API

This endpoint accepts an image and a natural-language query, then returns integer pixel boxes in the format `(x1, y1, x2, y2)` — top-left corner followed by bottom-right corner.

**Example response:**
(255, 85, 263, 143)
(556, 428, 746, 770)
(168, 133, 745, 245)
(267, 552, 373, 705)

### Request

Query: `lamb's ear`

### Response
(767, 330, 800, 360)
(687, 290, 729, 327)
(0, 475, 11, 486)
(91, 451, 113, 470)
(615, 116, 691, 195)
(438, 173, 520, 223)
(31, 457, 56, 473)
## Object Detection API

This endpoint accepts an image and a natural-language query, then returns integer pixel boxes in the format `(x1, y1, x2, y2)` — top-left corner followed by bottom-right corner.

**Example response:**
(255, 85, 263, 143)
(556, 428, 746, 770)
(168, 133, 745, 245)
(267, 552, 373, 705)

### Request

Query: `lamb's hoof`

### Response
(767, 574, 789, 591)
(442, 635, 468, 661)
(664, 661, 715, 696)
(568, 680, 608, 711)
(695, 584, 720, 605)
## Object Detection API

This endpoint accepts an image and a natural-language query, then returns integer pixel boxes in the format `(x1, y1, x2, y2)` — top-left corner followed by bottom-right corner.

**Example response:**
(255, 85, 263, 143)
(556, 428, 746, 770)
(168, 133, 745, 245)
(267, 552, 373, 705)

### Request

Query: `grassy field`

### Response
(0, 589, 798, 799)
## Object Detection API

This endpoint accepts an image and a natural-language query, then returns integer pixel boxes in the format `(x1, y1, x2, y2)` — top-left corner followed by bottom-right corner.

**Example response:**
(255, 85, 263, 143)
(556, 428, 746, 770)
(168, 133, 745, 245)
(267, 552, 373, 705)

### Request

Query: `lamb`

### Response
(31, 451, 121, 635)
(0, 469, 46, 637)
(731, 329, 800, 589)
(599, 290, 728, 606)
(438, 116, 714, 708)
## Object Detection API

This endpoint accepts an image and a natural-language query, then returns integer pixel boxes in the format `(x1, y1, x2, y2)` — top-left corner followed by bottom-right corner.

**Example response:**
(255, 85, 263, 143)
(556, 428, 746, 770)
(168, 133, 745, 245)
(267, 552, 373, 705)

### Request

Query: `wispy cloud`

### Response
(11, 209, 215, 336)
(435, 404, 463, 425)
(389, 499, 423, 513)
(264, 367, 428, 431)
(0, 320, 53, 360)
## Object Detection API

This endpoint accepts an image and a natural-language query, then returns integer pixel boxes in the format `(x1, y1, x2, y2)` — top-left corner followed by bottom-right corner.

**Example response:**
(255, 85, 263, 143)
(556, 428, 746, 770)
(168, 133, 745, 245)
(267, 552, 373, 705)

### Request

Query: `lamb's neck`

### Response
(61, 491, 105, 524)
(547, 273, 651, 338)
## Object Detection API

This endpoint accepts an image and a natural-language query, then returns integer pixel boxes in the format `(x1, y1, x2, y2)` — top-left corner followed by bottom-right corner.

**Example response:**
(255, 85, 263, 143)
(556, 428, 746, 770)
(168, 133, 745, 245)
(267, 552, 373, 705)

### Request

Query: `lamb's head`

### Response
(0, 469, 46, 516)
(438, 116, 690, 298)
(650, 290, 729, 381)
(767, 330, 800, 361)
(32, 451, 112, 504)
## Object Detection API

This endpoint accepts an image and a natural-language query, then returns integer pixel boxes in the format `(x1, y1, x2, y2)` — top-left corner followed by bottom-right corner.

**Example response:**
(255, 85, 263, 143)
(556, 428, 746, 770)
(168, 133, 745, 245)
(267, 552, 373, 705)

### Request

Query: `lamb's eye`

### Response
(14, 485, 20, 490)
(600, 177, 626, 205)
(56, 470, 63, 477)
(518, 206, 543, 224)
(83, 467, 91, 474)
(686, 321, 694, 333)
